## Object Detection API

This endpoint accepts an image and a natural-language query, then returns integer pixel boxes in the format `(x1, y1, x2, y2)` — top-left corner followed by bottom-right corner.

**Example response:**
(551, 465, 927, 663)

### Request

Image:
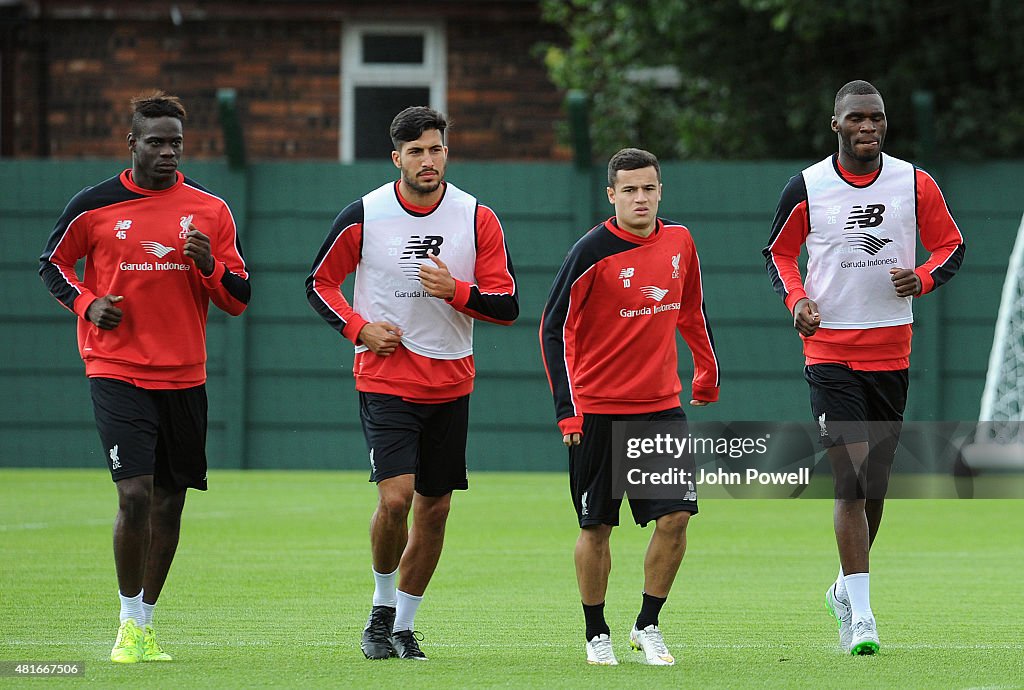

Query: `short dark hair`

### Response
(607, 147, 661, 187)
(390, 106, 448, 151)
(834, 80, 881, 114)
(130, 91, 186, 136)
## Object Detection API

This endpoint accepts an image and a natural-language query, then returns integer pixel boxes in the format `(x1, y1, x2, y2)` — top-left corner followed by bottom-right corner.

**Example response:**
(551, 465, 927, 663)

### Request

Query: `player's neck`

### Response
(129, 167, 177, 191)
(615, 217, 657, 238)
(836, 152, 880, 177)
(397, 180, 445, 209)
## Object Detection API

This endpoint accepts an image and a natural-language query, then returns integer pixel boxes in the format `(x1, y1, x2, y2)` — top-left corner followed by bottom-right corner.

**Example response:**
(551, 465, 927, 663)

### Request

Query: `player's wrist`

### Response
(198, 259, 224, 283)
(447, 279, 469, 306)
(557, 415, 584, 436)
(75, 292, 100, 320)
(345, 317, 370, 344)
(785, 291, 809, 315)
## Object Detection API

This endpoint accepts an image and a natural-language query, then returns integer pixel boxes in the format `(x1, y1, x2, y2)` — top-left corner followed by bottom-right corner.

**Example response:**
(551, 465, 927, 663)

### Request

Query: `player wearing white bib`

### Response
(763, 81, 965, 655)
(306, 107, 518, 660)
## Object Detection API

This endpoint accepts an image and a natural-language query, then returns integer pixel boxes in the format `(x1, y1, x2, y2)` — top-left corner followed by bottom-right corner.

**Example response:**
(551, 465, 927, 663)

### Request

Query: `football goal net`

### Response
(962, 211, 1024, 470)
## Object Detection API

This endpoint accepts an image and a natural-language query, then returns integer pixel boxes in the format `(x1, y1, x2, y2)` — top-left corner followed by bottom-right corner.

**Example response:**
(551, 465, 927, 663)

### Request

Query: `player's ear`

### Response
(831, 116, 839, 133)
(391, 149, 401, 168)
(606, 187, 615, 204)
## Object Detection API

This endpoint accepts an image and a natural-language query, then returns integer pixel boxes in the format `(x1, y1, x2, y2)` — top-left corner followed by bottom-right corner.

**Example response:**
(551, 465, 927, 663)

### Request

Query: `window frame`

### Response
(340, 20, 447, 162)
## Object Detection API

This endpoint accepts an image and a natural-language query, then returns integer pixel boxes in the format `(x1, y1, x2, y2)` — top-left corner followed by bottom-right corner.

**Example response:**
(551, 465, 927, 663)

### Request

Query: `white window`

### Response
(341, 21, 447, 162)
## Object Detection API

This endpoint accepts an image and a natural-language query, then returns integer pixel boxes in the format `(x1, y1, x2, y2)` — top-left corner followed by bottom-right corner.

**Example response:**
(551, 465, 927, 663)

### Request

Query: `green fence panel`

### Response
(3, 158, 1019, 470)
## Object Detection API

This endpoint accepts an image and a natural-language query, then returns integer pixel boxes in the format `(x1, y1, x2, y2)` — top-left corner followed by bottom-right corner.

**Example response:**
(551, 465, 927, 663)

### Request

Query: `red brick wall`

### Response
(6, 2, 569, 161)
(19, 18, 342, 159)
(448, 16, 569, 160)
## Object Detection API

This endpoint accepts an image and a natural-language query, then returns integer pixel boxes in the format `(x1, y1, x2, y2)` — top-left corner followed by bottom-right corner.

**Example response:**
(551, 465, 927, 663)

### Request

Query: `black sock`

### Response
(583, 602, 610, 641)
(636, 592, 667, 630)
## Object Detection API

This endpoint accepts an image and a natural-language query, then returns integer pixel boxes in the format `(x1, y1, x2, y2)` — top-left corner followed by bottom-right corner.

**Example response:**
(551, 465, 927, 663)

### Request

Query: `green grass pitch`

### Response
(1, 468, 1021, 688)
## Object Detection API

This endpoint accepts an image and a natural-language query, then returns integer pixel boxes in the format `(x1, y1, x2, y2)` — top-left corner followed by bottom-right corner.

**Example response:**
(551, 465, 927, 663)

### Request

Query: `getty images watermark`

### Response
(621, 429, 809, 488)
(611, 421, 1024, 500)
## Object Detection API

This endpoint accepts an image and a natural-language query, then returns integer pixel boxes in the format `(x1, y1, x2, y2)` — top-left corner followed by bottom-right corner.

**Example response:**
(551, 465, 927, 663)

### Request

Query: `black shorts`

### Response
(805, 364, 908, 499)
(89, 377, 208, 491)
(358, 392, 469, 497)
(569, 407, 698, 528)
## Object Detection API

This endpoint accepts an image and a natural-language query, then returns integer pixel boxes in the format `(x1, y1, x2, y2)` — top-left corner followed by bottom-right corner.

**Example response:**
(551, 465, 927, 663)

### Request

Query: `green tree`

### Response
(540, 0, 1024, 161)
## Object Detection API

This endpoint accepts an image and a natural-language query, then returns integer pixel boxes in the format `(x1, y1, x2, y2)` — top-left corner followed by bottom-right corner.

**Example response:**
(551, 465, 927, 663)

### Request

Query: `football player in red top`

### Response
(763, 80, 964, 656)
(541, 148, 720, 666)
(40, 92, 250, 663)
(306, 106, 517, 661)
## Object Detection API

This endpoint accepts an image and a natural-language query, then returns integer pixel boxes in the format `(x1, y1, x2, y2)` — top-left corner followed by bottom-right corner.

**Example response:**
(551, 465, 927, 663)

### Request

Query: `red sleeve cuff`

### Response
(73, 290, 98, 320)
(557, 416, 584, 436)
(691, 386, 720, 403)
(447, 279, 471, 309)
(914, 267, 935, 296)
(784, 288, 809, 315)
(342, 315, 369, 345)
(200, 259, 227, 288)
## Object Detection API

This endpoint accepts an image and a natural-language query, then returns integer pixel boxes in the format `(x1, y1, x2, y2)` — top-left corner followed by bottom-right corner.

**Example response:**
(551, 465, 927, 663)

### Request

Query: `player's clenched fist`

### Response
(889, 267, 922, 298)
(418, 254, 456, 300)
(358, 321, 404, 356)
(87, 294, 125, 330)
(792, 297, 821, 337)
(183, 224, 215, 276)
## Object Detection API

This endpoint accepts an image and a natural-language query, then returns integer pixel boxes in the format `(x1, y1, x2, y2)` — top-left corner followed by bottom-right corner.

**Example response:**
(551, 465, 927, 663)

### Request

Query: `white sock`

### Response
(372, 567, 398, 608)
(141, 601, 156, 627)
(119, 590, 144, 625)
(393, 589, 423, 633)
(835, 567, 847, 598)
(843, 573, 873, 623)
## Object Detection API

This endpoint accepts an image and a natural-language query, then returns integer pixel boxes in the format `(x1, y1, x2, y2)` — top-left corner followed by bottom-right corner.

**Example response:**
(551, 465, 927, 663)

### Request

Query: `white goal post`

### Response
(962, 211, 1024, 469)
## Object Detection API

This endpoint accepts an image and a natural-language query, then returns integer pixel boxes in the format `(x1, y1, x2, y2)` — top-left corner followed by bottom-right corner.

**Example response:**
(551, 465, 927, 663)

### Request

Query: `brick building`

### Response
(0, 0, 570, 160)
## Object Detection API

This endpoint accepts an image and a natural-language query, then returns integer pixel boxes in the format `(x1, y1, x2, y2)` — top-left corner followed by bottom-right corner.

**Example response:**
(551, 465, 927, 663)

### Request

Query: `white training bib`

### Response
(803, 153, 917, 329)
(353, 182, 477, 359)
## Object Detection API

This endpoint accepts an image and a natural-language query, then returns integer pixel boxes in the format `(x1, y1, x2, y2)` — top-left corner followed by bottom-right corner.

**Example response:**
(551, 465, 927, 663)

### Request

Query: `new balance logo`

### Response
(843, 204, 885, 230)
(114, 219, 132, 239)
(398, 236, 445, 280)
(640, 285, 670, 302)
(140, 241, 176, 258)
(109, 444, 121, 470)
(844, 232, 893, 256)
(401, 235, 444, 259)
(619, 267, 635, 288)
